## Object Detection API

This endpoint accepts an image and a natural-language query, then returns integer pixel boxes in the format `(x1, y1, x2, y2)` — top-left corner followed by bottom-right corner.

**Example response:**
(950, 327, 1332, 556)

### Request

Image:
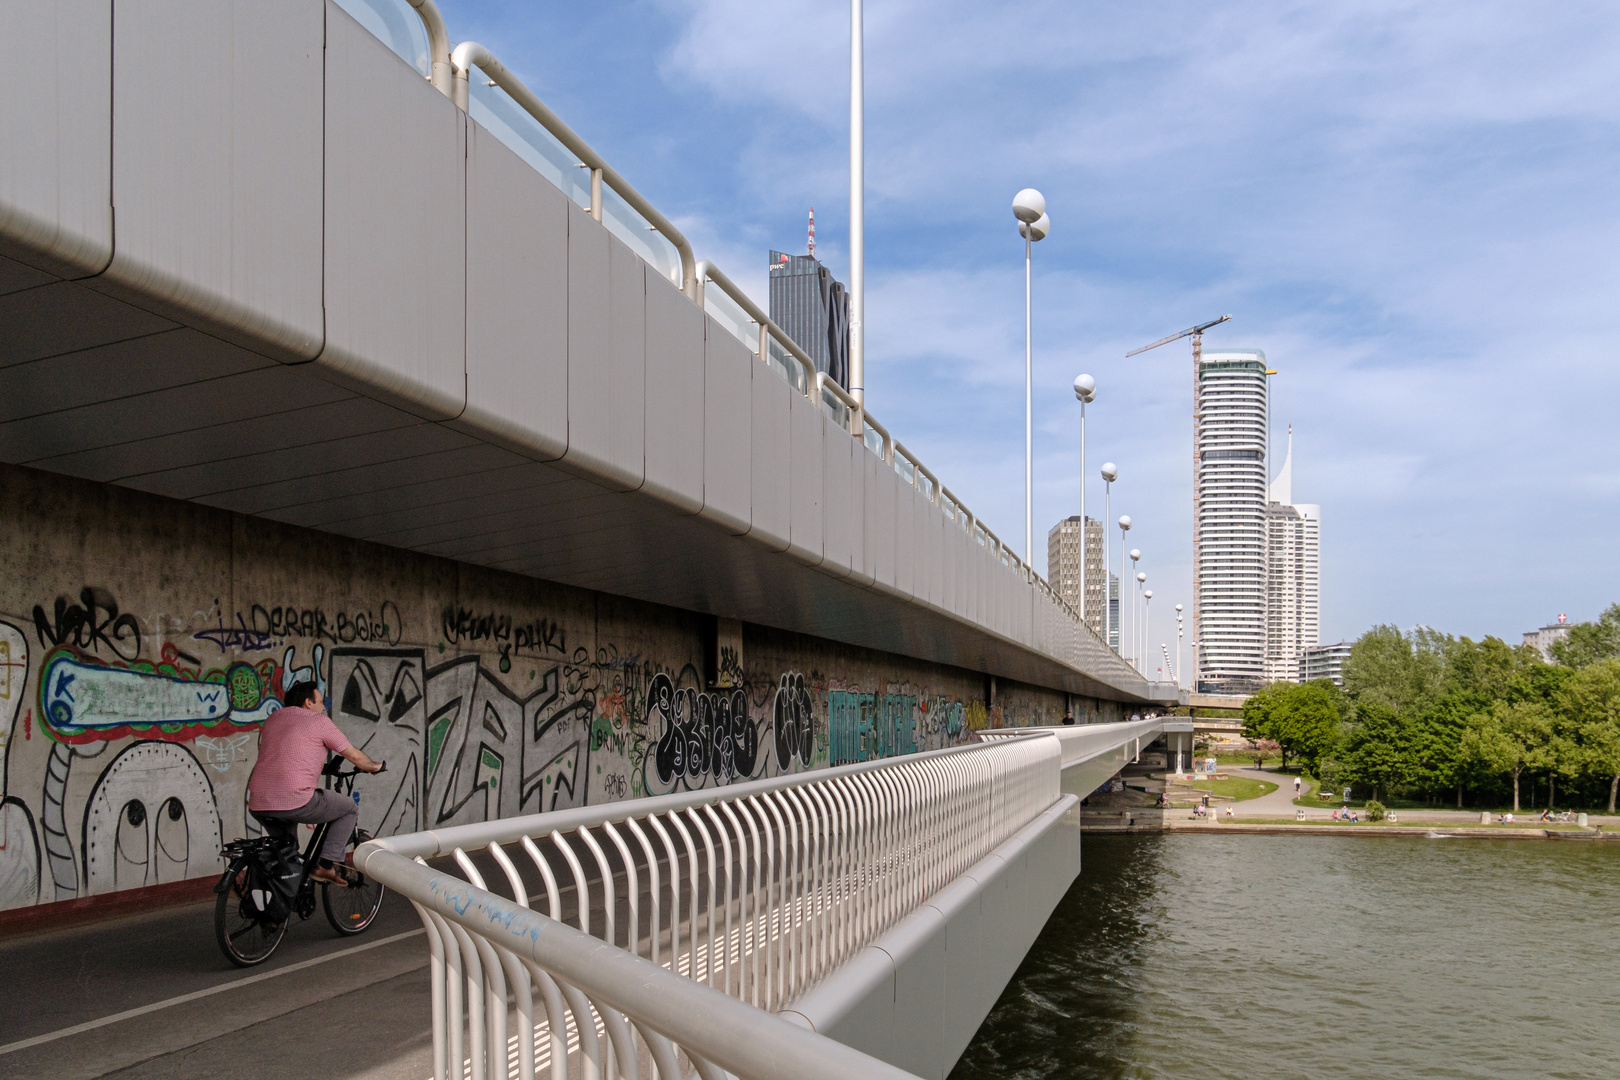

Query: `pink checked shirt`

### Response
(247, 706, 352, 812)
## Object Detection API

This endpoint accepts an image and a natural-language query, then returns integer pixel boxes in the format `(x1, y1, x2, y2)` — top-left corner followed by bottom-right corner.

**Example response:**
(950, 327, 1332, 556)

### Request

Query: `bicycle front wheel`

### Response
(215, 862, 288, 967)
(322, 873, 385, 935)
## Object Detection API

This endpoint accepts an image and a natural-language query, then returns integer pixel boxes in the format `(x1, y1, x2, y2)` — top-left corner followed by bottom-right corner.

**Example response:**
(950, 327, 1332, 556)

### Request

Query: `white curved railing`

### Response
(357, 736, 1062, 1080)
(980, 716, 1164, 771)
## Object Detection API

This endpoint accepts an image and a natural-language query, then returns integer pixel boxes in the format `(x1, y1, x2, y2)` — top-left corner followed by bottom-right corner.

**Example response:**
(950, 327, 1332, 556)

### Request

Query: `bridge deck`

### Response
(0, 0, 1167, 704)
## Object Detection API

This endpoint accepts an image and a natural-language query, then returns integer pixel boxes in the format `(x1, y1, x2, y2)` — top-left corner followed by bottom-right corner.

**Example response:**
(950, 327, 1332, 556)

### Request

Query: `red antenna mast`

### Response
(808, 207, 816, 258)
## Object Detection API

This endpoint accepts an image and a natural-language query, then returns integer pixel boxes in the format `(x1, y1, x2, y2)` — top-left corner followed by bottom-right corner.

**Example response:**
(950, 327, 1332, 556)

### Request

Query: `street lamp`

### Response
(1117, 513, 1131, 656)
(1013, 188, 1049, 564)
(1102, 464, 1118, 651)
(849, 0, 865, 416)
(1175, 603, 1184, 689)
(1143, 589, 1153, 679)
(1073, 374, 1096, 626)
(1134, 550, 1146, 667)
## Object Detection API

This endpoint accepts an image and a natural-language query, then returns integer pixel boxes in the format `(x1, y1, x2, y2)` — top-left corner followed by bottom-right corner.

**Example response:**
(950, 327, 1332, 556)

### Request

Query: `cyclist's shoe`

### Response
(311, 864, 348, 886)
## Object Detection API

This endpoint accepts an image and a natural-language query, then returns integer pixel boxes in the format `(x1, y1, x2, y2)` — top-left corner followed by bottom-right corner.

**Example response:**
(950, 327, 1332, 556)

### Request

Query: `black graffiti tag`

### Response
(649, 673, 757, 787)
(773, 672, 815, 771)
(440, 606, 566, 674)
(33, 587, 142, 661)
(247, 602, 402, 646)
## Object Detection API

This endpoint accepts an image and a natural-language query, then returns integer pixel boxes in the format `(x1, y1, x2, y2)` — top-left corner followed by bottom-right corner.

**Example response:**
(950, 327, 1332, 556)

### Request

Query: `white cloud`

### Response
(443, 0, 1620, 642)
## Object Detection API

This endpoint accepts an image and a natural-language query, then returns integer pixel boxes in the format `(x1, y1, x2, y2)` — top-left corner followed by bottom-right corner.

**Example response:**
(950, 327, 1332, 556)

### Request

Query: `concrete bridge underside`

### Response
(1, 0, 1165, 706)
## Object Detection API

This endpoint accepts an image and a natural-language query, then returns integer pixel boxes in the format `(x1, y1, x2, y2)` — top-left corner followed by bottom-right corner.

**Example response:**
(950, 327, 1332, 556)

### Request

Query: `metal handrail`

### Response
(861, 410, 894, 465)
(892, 440, 938, 504)
(980, 717, 1163, 769)
(358, 737, 1062, 1080)
(815, 372, 872, 441)
(366, 7, 1143, 691)
(941, 486, 974, 529)
(366, 854, 926, 1080)
(406, 0, 454, 96)
(450, 42, 698, 296)
(693, 260, 818, 391)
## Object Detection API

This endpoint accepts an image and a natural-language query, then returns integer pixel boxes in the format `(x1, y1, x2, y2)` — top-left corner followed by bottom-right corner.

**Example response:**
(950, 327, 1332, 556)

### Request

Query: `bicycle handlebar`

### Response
(322, 758, 387, 778)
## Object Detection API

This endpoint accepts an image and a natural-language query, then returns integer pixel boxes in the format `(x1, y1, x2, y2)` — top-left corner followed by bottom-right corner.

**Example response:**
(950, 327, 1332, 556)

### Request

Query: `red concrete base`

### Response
(0, 875, 219, 939)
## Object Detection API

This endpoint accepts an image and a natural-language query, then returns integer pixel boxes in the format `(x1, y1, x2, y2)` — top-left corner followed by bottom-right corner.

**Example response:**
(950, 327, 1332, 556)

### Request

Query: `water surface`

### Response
(952, 833, 1618, 1079)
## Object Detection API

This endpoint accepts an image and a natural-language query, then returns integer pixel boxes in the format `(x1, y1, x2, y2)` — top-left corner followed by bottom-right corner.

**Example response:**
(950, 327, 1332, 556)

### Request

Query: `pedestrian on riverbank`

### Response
(1294, 776, 1302, 796)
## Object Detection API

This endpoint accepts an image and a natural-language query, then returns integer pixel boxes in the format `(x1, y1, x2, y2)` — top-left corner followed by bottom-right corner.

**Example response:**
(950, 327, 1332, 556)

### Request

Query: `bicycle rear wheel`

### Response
(322, 871, 385, 935)
(215, 861, 288, 967)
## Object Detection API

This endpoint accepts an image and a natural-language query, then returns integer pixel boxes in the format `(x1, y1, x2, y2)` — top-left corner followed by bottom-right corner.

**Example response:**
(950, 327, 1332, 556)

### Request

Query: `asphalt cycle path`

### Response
(0, 892, 436, 1080)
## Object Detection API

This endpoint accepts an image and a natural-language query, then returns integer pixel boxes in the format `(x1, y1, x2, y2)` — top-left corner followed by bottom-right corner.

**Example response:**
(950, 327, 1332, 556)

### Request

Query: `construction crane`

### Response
(1125, 314, 1231, 360)
(1125, 314, 1231, 693)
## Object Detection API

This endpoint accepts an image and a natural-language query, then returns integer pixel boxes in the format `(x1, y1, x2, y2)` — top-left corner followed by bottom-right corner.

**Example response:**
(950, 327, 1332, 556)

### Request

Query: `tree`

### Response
(1342, 703, 1414, 803)
(1271, 681, 1344, 777)
(1448, 635, 1540, 700)
(1241, 683, 1293, 768)
(1551, 603, 1620, 669)
(1461, 702, 1554, 811)
(1459, 711, 1518, 807)
(1560, 658, 1620, 812)
(1412, 693, 1476, 807)
(1343, 625, 1452, 716)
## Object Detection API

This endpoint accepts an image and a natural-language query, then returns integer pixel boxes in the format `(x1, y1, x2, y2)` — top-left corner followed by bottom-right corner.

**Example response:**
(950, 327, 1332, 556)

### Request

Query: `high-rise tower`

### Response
(1047, 516, 1105, 637)
(1195, 350, 1269, 693)
(1264, 427, 1320, 681)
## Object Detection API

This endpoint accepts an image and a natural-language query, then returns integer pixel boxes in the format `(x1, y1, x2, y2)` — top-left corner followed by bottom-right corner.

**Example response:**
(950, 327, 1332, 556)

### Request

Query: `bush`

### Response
(1365, 800, 1386, 822)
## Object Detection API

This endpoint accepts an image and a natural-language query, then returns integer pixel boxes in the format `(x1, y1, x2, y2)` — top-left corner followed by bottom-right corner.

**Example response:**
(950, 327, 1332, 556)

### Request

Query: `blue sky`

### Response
(433, 0, 1620, 646)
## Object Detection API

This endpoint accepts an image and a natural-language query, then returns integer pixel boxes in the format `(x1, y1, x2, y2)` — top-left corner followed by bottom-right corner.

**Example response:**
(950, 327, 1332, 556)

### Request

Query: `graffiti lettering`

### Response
(245, 602, 402, 647)
(648, 673, 758, 788)
(32, 587, 142, 661)
(440, 606, 566, 674)
(37, 648, 282, 744)
(829, 689, 919, 765)
(772, 672, 815, 771)
(192, 611, 277, 653)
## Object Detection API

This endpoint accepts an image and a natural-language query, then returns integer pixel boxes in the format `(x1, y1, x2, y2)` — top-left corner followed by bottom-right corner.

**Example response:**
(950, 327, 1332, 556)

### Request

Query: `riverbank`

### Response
(1081, 809, 1620, 839)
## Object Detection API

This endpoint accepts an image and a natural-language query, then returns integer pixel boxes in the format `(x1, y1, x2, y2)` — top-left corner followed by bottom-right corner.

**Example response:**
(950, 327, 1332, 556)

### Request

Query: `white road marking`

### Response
(0, 927, 425, 1056)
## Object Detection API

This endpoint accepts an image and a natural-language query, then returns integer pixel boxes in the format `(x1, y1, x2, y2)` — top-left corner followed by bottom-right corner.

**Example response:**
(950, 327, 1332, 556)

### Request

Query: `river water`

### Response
(951, 832, 1618, 1080)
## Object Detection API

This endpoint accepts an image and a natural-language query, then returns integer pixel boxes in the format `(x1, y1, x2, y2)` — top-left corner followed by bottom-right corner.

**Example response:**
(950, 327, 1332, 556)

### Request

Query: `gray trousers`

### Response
(252, 789, 358, 864)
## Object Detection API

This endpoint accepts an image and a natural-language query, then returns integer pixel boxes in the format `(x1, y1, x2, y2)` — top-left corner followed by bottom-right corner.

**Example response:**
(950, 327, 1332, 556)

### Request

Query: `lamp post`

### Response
(1013, 189, 1049, 565)
(1175, 603, 1184, 688)
(1101, 464, 1117, 650)
(1117, 513, 1131, 656)
(849, 0, 865, 416)
(1135, 569, 1147, 671)
(1134, 550, 1146, 667)
(1143, 589, 1153, 680)
(1073, 375, 1096, 625)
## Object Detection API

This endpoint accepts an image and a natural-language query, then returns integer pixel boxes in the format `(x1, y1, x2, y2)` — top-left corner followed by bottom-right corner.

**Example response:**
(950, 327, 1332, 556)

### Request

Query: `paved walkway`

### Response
(1217, 766, 1620, 826)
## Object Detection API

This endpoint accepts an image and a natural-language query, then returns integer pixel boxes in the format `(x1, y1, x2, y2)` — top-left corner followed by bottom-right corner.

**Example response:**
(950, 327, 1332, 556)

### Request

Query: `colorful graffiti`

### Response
(828, 685, 969, 766)
(38, 647, 281, 743)
(0, 582, 986, 912)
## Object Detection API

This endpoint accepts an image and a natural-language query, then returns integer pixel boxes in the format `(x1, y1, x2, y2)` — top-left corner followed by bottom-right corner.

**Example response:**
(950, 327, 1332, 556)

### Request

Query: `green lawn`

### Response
(1292, 776, 1326, 807)
(1215, 753, 1282, 768)
(1187, 776, 1278, 802)
(1231, 818, 1594, 831)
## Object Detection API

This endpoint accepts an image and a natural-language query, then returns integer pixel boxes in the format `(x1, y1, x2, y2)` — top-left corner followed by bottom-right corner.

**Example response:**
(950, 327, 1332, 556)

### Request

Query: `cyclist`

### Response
(247, 681, 383, 886)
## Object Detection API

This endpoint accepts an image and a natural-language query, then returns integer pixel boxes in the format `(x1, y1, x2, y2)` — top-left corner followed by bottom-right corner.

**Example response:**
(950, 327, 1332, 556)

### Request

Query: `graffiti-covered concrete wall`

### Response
(0, 462, 1091, 911)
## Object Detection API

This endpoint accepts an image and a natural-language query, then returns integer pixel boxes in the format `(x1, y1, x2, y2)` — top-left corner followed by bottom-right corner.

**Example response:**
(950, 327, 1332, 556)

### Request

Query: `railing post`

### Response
(407, 0, 455, 98)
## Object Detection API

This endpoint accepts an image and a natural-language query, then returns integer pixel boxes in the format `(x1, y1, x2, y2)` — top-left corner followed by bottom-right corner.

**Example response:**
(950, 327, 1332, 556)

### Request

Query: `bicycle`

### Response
(214, 758, 387, 967)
